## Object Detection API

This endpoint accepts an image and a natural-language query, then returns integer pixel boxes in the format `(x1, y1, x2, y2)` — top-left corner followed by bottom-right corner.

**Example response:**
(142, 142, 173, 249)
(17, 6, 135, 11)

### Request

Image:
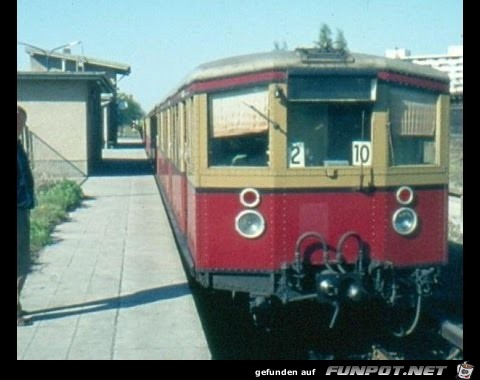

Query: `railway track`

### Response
(306, 315, 463, 360)
(307, 241, 463, 360)
(366, 317, 463, 360)
(439, 320, 463, 359)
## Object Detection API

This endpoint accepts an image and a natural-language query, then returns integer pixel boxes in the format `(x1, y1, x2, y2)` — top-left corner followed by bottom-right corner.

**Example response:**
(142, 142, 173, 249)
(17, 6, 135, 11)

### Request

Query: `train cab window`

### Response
(388, 87, 438, 166)
(287, 103, 372, 167)
(208, 86, 269, 167)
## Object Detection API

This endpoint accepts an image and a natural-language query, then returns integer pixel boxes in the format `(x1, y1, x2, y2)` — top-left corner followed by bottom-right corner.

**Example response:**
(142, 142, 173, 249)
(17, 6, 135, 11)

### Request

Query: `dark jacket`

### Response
(17, 140, 35, 209)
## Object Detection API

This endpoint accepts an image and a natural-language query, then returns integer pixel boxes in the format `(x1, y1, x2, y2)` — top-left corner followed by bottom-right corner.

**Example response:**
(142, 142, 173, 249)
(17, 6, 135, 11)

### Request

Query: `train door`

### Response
(179, 101, 188, 233)
(184, 97, 196, 248)
(150, 114, 158, 172)
(166, 107, 173, 200)
(159, 110, 168, 183)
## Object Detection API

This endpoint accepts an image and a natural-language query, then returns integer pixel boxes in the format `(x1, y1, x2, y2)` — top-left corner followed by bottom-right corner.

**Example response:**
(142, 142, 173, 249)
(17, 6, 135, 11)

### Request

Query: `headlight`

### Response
(392, 207, 418, 236)
(235, 210, 265, 239)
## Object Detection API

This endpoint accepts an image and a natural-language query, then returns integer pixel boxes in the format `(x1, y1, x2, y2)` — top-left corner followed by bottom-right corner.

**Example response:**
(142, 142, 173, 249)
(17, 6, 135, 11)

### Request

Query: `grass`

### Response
(30, 179, 84, 254)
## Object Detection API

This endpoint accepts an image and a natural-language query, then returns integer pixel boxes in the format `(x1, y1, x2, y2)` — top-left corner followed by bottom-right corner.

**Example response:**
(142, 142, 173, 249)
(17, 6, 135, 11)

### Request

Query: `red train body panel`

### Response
(188, 187, 447, 271)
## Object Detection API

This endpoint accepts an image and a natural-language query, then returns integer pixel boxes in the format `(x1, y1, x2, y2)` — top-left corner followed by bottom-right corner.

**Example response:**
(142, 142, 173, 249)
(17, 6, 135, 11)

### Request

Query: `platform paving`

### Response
(17, 155, 211, 360)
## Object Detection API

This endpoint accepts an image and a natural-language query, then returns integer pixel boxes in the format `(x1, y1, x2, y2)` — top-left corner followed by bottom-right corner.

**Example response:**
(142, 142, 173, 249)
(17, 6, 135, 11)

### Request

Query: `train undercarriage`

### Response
(194, 231, 441, 336)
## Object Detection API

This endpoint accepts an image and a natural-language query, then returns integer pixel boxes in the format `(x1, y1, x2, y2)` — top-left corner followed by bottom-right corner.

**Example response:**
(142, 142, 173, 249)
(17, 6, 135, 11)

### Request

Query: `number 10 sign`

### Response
(352, 141, 372, 166)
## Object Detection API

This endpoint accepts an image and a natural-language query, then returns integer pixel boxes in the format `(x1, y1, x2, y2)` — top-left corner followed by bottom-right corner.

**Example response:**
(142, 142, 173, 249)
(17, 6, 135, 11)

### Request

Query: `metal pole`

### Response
(103, 106, 109, 149)
(17, 41, 48, 70)
(47, 41, 81, 71)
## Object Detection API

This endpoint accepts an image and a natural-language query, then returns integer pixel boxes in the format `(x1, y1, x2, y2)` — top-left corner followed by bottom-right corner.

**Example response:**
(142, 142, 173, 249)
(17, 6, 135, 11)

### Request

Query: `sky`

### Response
(17, 0, 463, 112)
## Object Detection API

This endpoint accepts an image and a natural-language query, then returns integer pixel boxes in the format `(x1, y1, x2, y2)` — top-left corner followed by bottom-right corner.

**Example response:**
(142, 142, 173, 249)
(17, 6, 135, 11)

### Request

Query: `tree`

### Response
(313, 24, 349, 54)
(117, 93, 145, 127)
(315, 24, 333, 51)
(273, 40, 288, 51)
(334, 29, 348, 53)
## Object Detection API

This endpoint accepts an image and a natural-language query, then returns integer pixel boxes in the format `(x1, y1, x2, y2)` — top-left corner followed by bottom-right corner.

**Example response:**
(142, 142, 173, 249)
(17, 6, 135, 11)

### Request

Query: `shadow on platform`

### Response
(26, 283, 190, 322)
(91, 158, 154, 177)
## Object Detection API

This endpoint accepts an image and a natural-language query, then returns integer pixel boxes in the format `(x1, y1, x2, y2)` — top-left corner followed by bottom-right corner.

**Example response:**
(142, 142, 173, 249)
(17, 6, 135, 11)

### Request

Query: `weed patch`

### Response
(30, 179, 84, 254)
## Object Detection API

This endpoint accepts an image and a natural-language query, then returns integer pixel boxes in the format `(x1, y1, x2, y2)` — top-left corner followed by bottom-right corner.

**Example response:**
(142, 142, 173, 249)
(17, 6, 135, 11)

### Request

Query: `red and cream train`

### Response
(144, 48, 450, 334)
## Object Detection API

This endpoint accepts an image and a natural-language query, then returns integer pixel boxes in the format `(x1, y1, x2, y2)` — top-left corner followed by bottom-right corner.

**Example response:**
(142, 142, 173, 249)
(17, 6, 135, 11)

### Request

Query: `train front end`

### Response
(178, 50, 450, 332)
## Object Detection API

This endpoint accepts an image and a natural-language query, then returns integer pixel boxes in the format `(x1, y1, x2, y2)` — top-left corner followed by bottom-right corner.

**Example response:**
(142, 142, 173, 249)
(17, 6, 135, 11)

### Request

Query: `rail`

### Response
(449, 191, 463, 198)
(440, 320, 463, 351)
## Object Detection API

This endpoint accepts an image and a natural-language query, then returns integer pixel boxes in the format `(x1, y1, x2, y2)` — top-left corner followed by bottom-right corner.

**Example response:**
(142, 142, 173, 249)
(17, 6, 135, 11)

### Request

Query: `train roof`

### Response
(187, 49, 448, 83)
(151, 49, 449, 113)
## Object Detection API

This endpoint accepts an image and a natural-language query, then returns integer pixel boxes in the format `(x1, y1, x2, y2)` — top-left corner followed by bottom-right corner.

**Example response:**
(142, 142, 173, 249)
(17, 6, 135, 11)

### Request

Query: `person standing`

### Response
(17, 105, 35, 326)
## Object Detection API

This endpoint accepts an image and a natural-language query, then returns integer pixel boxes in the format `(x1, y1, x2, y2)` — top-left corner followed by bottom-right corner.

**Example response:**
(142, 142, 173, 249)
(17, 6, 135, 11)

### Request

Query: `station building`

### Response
(17, 47, 130, 177)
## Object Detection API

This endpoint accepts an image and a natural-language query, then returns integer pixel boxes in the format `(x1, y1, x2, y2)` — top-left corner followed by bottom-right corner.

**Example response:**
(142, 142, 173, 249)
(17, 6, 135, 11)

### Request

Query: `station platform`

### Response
(17, 153, 211, 359)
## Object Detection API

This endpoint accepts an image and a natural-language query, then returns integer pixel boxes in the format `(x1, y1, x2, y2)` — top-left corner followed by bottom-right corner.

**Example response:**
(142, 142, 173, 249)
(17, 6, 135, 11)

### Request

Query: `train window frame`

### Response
(286, 102, 373, 168)
(207, 85, 271, 168)
(387, 86, 440, 167)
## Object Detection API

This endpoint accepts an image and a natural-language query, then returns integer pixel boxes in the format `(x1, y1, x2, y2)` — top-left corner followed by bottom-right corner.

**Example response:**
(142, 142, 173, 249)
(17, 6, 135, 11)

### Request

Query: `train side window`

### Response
(208, 86, 269, 167)
(287, 103, 371, 167)
(388, 87, 438, 166)
(210, 133, 268, 167)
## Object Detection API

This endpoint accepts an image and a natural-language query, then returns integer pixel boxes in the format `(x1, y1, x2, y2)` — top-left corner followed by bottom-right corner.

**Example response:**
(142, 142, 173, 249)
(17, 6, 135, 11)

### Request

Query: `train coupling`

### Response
(316, 270, 367, 304)
(315, 270, 368, 328)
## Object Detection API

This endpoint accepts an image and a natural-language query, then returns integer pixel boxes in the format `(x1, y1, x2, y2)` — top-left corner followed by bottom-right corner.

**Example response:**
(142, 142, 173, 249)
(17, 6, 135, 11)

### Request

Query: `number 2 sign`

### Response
(352, 141, 372, 166)
(289, 142, 305, 168)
